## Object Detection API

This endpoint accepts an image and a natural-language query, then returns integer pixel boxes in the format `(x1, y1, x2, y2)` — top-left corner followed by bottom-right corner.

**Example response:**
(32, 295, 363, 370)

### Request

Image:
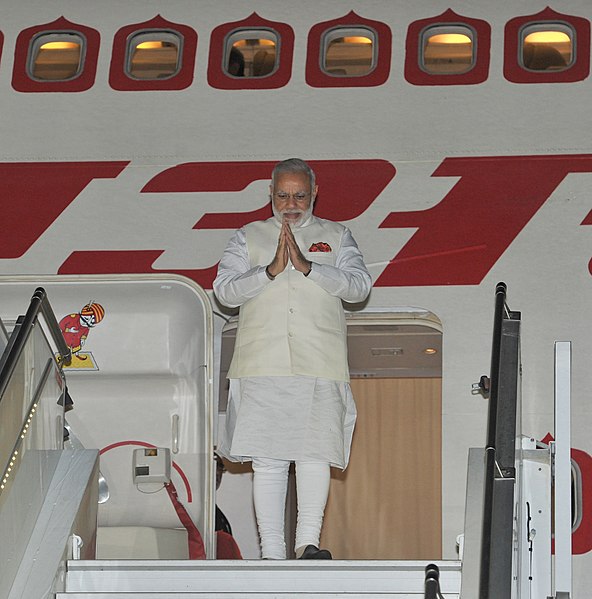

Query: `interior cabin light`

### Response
(323, 29, 375, 77)
(422, 28, 474, 75)
(342, 36, 372, 44)
(524, 31, 571, 44)
(31, 36, 83, 80)
(233, 38, 275, 47)
(424, 348, 438, 355)
(136, 41, 165, 49)
(40, 41, 79, 50)
(127, 32, 181, 80)
(522, 28, 573, 71)
(427, 33, 471, 45)
(225, 34, 278, 77)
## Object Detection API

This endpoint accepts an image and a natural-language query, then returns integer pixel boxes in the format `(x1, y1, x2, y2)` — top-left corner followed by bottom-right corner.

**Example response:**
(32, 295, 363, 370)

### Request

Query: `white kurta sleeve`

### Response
(213, 228, 270, 308)
(305, 227, 372, 303)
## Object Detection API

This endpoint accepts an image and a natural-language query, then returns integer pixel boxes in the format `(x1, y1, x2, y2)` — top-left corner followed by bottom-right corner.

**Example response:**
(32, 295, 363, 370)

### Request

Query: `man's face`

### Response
(270, 172, 317, 227)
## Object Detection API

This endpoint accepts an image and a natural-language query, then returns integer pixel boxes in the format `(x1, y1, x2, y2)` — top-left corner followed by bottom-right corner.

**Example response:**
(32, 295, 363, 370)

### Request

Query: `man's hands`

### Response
(284, 220, 312, 274)
(267, 220, 311, 278)
(266, 220, 289, 278)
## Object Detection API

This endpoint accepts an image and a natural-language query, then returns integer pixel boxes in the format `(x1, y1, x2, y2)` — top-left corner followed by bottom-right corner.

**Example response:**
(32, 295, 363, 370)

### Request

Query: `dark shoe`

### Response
(299, 545, 332, 559)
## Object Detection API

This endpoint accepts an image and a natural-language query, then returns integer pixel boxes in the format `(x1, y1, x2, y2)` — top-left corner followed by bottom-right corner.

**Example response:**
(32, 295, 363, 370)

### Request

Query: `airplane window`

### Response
(421, 26, 474, 74)
(29, 33, 84, 80)
(321, 28, 375, 76)
(225, 31, 278, 77)
(521, 26, 573, 71)
(127, 32, 181, 80)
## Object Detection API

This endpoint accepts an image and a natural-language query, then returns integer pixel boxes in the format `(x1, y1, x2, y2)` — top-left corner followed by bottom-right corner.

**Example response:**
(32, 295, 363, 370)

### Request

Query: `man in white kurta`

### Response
(214, 158, 371, 559)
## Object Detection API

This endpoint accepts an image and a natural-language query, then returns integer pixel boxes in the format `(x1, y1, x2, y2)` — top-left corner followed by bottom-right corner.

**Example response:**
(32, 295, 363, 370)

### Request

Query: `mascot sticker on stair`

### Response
(58, 301, 105, 370)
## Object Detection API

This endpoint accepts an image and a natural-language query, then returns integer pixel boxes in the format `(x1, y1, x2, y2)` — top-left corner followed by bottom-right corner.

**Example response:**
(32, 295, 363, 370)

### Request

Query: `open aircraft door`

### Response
(0, 274, 215, 560)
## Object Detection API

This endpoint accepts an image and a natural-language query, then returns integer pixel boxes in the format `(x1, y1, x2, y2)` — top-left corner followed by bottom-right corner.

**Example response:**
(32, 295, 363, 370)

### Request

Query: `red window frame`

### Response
(109, 15, 197, 91)
(12, 17, 99, 93)
(504, 7, 590, 84)
(405, 9, 490, 86)
(207, 12, 294, 90)
(306, 11, 391, 88)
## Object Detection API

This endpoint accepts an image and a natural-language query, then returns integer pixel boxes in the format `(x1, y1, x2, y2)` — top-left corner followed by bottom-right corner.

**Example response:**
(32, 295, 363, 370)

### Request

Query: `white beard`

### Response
(272, 202, 314, 228)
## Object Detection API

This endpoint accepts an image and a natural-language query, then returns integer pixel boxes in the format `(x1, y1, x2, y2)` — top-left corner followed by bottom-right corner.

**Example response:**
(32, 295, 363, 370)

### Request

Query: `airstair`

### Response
(0, 278, 572, 599)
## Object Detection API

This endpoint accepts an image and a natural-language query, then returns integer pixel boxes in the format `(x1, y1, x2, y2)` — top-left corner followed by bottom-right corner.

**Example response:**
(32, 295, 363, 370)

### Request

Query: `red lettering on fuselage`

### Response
(142, 159, 396, 228)
(375, 155, 592, 286)
(60, 159, 396, 288)
(59, 249, 219, 289)
(0, 162, 128, 259)
(1, 157, 590, 288)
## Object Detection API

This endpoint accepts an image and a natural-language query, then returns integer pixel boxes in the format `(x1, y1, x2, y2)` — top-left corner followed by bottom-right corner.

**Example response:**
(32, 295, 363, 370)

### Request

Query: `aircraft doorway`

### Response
(320, 311, 443, 559)
(217, 309, 442, 560)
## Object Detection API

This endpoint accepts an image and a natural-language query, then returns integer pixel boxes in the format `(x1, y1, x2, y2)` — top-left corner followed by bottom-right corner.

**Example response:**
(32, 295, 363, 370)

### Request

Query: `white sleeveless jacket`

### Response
(227, 217, 349, 382)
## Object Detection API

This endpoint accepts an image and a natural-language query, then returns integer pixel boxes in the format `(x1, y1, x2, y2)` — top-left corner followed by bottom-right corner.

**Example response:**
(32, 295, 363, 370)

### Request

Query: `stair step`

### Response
(62, 559, 461, 597)
(59, 594, 455, 599)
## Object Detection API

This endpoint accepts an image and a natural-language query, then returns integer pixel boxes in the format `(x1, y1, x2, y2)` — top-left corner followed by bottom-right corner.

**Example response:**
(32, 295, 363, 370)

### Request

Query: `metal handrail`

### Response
(485, 281, 507, 450)
(478, 282, 506, 596)
(479, 281, 521, 598)
(424, 563, 443, 599)
(0, 287, 71, 403)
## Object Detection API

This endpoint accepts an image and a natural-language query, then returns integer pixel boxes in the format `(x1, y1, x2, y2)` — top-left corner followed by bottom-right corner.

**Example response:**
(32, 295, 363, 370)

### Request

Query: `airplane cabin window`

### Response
(225, 31, 278, 77)
(322, 28, 376, 77)
(421, 26, 474, 75)
(503, 9, 587, 83)
(127, 32, 181, 80)
(29, 33, 84, 81)
(521, 26, 573, 71)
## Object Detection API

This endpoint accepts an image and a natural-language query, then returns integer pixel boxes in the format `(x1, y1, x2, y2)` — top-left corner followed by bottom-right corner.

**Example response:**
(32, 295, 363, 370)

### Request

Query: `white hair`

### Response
(271, 158, 316, 191)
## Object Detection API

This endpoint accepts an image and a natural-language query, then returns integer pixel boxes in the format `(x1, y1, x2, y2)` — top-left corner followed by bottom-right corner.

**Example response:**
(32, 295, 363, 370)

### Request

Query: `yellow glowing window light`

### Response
(226, 32, 278, 77)
(129, 33, 180, 80)
(32, 36, 82, 81)
(40, 41, 79, 50)
(324, 29, 375, 77)
(342, 36, 372, 44)
(233, 38, 275, 48)
(428, 33, 472, 45)
(525, 31, 570, 44)
(522, 28, 572, 71)
(136, 41, 165, 49)
(423, 28, 473, 74)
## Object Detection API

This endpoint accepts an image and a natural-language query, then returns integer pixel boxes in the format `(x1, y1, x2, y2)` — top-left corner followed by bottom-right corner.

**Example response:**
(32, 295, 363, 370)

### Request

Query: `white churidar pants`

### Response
(252, 457, 330, 559)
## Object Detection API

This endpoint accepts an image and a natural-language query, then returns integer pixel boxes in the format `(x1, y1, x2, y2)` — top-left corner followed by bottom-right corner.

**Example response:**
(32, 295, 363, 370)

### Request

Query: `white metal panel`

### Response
(2, 450, 98, 599)
(58, 594, 457, 599)
(0, 451, 62, 599)
(554, 341, 572, 595)
(518, 442, 552, 598)
(64, 559, 461, 595)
